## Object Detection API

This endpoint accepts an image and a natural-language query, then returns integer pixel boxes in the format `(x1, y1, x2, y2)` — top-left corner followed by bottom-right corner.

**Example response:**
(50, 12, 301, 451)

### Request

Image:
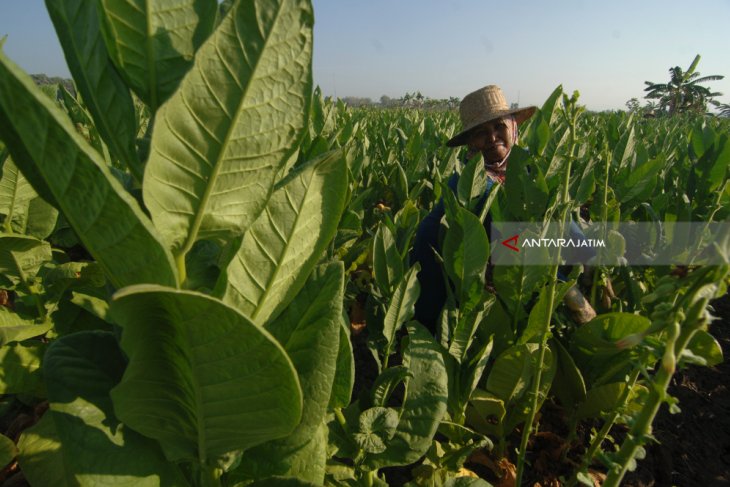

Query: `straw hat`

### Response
(446, 85, 536, 147)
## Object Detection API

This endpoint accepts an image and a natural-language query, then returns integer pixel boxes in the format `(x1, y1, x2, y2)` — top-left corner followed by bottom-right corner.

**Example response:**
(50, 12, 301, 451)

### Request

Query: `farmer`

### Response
(411, 85, 595, 333)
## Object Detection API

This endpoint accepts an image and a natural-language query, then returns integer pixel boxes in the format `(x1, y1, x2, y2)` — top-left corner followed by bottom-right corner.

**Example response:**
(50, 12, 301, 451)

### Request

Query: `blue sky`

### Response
(1, 0, 729, 111)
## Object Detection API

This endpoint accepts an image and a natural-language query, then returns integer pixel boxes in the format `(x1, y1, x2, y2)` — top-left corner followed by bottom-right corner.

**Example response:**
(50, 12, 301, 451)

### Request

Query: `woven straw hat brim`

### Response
(446, 105, 536, 147)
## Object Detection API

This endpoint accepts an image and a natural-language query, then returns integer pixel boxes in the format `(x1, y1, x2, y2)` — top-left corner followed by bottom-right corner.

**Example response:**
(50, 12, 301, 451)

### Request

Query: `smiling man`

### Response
(411, 85, 536, 333)
(411, 85, 597, 334)
(445, 84, 535, 182)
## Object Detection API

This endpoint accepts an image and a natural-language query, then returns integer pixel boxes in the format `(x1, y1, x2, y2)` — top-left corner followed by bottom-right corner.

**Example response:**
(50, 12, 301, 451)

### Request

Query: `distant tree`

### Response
(711, 100, 730, 117)
(380, 95, 393, 107)
(625, 98, 640, 112)
(341, 97, 372, 107)
(644, 54, 724, 115)
(30, 74, 75, 97)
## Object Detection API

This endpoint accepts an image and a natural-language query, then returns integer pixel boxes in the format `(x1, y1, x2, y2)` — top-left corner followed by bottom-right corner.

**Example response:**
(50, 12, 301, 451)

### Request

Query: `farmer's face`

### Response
(467, 117, 514, 165)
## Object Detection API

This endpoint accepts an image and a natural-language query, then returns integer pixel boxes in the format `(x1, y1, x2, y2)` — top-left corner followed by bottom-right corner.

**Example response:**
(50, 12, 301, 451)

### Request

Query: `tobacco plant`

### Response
(1, 2, 730, 485)
(0, 0, 356, 486)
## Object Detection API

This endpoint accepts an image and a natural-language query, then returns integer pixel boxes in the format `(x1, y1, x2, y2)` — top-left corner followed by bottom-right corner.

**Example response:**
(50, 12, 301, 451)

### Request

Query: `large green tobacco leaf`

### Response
(576, 382, 627, 419)
(0, 157, 37, 232)
(219, 151, 346, 323)
(456, 155, 487, 210)
(0, 52, 178, 288)
(442, 204, 489, 300)
(329, 320, 355, 410)
(24, 196, 59, 240)
(366, 322, 448, 469)
(518, 281, 573, 344)
(0, 308, 53, 346)
(0, 433, 16, 471)
(380, 266, 420, 359)
(570, 312, 651, 385)
(109, 285, 303, 464)
(372, 221, 404, 295)
(18, 331, 188, 486)
(17, 415, 71, 487)
(97, 0, 217, 112)
(0, 234, 52, 286)
(143, 0, 314, 260)
(0, 342, 46, 396)
(45, 0, 142, 180)
(237, 263, 344, 483)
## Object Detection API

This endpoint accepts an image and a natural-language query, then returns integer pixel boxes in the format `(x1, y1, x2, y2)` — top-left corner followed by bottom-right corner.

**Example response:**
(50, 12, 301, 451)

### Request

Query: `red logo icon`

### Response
(502, 235, 519, 252)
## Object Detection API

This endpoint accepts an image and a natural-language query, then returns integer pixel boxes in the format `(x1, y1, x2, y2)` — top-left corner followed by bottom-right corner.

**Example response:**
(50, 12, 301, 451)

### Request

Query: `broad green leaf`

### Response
(0, 308, 52, 346)
(448, 290, 494, 363)
(466, 389, 506, 436)
(25, 196, 59, 240)
(0, 234, 52, 285)
(457, 155, 487, 210)
(109, 285, 302, 464)
(0, 157, 37, 233)
(45, 0, 142, 180)
(616, 156, 665, 204)
(372, 221, 404, 295)
(69, 292, 110, 321)
(329, 319, 355, 410)
(43, 261, 107, 308)
(366, 322, 448, 469)
(504, 147, 549, 220)
(0, 51, 178, 288)
(576, 382, 627, 419)
(238, 263, 344, 483)
(220, 151, 346, 323)
(29, 331, 188, 486)
(704, 137, 730, 192)
(17, 415, 70, 487)
(442, 207, 489, 299)
(143, 0, 314, 258)
(0, 342, 46, 396)
(97, 0, 217, 112)
(460, 332, 494, 404)
(492, 258, 547, 327)
(682, 329, 723, 367)
(550, 338, 586, 407)
(354, 407, 399, 454)
(0, 433, 16, 470)
(503, 344, 555, 433)
(371, 366, 411, 408)
(571, 313, 651, 357)
(519, 281, 573, 344)
(486, 344, 534, 405)
(570, 312, 650, 385)
(612, 126, 635, 170)
(381, 266, 420, 357)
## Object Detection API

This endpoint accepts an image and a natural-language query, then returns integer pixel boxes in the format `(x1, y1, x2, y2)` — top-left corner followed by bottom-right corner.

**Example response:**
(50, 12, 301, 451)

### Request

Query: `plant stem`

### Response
(514, 265, 558, 486)
(603, 298, 708, 486)
(198, 465, 222, 487)
(590, 144, 611, 309)
(516, 105, 578, 486)
(176, 252, 187, 288)
(566, 369, 640, 486)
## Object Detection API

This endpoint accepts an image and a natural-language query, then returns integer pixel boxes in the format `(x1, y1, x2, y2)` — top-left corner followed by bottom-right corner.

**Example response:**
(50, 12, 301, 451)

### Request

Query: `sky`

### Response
(1, 0, 729, 112)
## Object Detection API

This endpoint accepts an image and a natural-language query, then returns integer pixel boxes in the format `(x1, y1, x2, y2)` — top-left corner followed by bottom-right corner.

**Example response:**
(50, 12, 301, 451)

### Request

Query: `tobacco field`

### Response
(0, 1, 729, 486)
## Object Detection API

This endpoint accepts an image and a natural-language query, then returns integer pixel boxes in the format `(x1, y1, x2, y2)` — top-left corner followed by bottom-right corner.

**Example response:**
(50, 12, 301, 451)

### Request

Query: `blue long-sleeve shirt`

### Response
(410, 172, 593, 333)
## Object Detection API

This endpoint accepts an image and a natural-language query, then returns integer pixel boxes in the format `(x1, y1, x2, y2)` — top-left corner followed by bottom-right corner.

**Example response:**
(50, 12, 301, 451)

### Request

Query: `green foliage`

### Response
(0, 5, 729, 486)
